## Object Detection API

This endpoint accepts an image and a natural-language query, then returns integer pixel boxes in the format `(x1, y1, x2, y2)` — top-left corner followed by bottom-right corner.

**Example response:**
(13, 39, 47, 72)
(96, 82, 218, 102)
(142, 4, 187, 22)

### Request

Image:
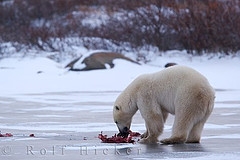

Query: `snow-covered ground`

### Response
(0, 51, 239, 95)
(0, 51, 240, 159)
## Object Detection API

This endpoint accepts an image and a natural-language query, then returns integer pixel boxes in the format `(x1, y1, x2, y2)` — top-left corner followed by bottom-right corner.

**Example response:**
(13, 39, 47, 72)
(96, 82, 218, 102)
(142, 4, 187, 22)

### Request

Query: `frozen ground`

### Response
(0, 52, 240, 159)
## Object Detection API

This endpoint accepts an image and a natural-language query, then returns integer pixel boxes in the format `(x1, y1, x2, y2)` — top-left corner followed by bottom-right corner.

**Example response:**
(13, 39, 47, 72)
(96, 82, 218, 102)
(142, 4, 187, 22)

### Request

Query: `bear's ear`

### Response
(115, 106, 120, 111)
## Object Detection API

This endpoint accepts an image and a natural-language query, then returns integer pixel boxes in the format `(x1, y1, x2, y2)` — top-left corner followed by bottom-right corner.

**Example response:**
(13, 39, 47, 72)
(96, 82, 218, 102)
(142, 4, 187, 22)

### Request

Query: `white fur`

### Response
(113, 65, 215, 144)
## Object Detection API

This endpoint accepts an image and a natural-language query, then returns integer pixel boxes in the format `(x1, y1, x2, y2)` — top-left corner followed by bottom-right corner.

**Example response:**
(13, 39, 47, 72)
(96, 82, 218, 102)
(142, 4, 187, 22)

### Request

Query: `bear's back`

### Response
(151, 66, 214, 113)
(152, 66, 209, 87)
(126, 65, 210, 94)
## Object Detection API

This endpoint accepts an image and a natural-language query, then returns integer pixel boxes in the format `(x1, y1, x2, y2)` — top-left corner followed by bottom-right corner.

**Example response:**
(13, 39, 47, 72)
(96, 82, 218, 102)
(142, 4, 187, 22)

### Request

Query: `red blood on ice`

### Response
(98, 130, 141, 143)
(0, 133, 13, 137)
(29, 134, 35, 137)
(129, 131, 141, 137)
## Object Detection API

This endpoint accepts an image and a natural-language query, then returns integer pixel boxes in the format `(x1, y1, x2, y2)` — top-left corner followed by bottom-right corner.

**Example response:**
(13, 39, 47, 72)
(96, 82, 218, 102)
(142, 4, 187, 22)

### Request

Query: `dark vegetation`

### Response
(0, 0, 239, 58)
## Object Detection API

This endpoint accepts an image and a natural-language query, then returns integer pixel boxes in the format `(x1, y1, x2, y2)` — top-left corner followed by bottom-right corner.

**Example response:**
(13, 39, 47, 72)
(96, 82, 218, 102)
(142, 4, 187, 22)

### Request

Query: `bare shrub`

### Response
(167, 0, 240, 54)
(0, 0, 239, 58)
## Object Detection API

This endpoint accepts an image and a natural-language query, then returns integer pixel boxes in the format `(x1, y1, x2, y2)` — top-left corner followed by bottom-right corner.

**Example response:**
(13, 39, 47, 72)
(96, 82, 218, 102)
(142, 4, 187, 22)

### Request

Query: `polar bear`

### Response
(113, 65, 215, 144)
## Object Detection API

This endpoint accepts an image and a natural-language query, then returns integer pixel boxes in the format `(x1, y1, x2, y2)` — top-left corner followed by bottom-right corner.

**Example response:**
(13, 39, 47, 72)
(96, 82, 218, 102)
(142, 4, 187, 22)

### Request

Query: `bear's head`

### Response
(113, 92, 139, 137)
(113, 105, 132, 137)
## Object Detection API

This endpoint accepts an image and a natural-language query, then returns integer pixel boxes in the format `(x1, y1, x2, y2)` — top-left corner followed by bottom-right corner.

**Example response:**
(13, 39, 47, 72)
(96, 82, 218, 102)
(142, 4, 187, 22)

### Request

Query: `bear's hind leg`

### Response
(160, 133, 189, 144)
(186, 114, 209, 143)
(160, 114, 194, 144)
(187, 101, 214, 143)
(186, 121, 204, 143)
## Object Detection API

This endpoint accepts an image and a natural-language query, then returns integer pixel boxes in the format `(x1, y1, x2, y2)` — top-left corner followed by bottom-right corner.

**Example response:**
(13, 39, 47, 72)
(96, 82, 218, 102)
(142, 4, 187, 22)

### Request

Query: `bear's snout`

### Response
(117, 126, 129, 137)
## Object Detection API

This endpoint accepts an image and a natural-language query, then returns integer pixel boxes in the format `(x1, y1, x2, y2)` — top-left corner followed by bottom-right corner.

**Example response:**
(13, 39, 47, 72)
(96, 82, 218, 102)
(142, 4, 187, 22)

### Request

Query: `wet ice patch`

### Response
(22, 105, 112, 113)
(204, 123, 229, 129)
(0, 122, 114, 132)
(225, 124, 240, 127)
(220, 113, 237, 116)
(215, 90, 240, 103)
(65, 143, 135, 151)
(7, 91, 119, 104)
(202, 134, 240, 140)
(215, 103, 240, 108)
(214, 90, 240, 109)
(14, 137, 45, 141)
(0, 122, 145, 133)
(204, 123, 239, 131)
(0, 100, 12, 104)
(152, 153, 240, 160)
(34, 115, 72, 118)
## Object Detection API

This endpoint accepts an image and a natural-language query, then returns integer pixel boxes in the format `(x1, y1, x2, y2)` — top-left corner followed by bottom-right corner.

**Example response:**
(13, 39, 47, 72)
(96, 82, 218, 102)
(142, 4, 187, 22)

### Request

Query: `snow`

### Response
(0, 52, 239, 96)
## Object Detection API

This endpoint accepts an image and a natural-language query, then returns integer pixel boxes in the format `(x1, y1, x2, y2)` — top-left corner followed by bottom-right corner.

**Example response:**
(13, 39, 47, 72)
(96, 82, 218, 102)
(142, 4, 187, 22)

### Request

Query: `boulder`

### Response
(66, 52, 140, 71)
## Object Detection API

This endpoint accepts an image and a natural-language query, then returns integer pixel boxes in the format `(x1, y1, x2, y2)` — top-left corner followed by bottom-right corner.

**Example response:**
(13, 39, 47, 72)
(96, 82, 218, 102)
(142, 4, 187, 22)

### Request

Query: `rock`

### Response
(67, 52, 140, 71)
(164, 62, 177, 68)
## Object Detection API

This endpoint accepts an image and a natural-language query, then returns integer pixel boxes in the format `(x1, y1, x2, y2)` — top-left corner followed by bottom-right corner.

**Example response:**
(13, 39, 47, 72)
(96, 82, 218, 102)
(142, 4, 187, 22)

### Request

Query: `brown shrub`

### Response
(0, 0, 239, 57)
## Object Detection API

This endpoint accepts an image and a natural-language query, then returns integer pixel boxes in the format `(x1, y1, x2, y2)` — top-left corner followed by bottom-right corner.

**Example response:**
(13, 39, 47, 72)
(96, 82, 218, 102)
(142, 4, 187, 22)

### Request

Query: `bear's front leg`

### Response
(140, 131, 160, 143)
(139, 113, 164, 144)
(139, 136, 159, 144)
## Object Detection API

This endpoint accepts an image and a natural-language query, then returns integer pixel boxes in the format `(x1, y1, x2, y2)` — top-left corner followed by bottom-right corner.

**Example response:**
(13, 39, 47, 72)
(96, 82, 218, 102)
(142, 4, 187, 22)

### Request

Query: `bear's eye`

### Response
(115, 106, 120, 110)
(115, 121, 118, 124)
